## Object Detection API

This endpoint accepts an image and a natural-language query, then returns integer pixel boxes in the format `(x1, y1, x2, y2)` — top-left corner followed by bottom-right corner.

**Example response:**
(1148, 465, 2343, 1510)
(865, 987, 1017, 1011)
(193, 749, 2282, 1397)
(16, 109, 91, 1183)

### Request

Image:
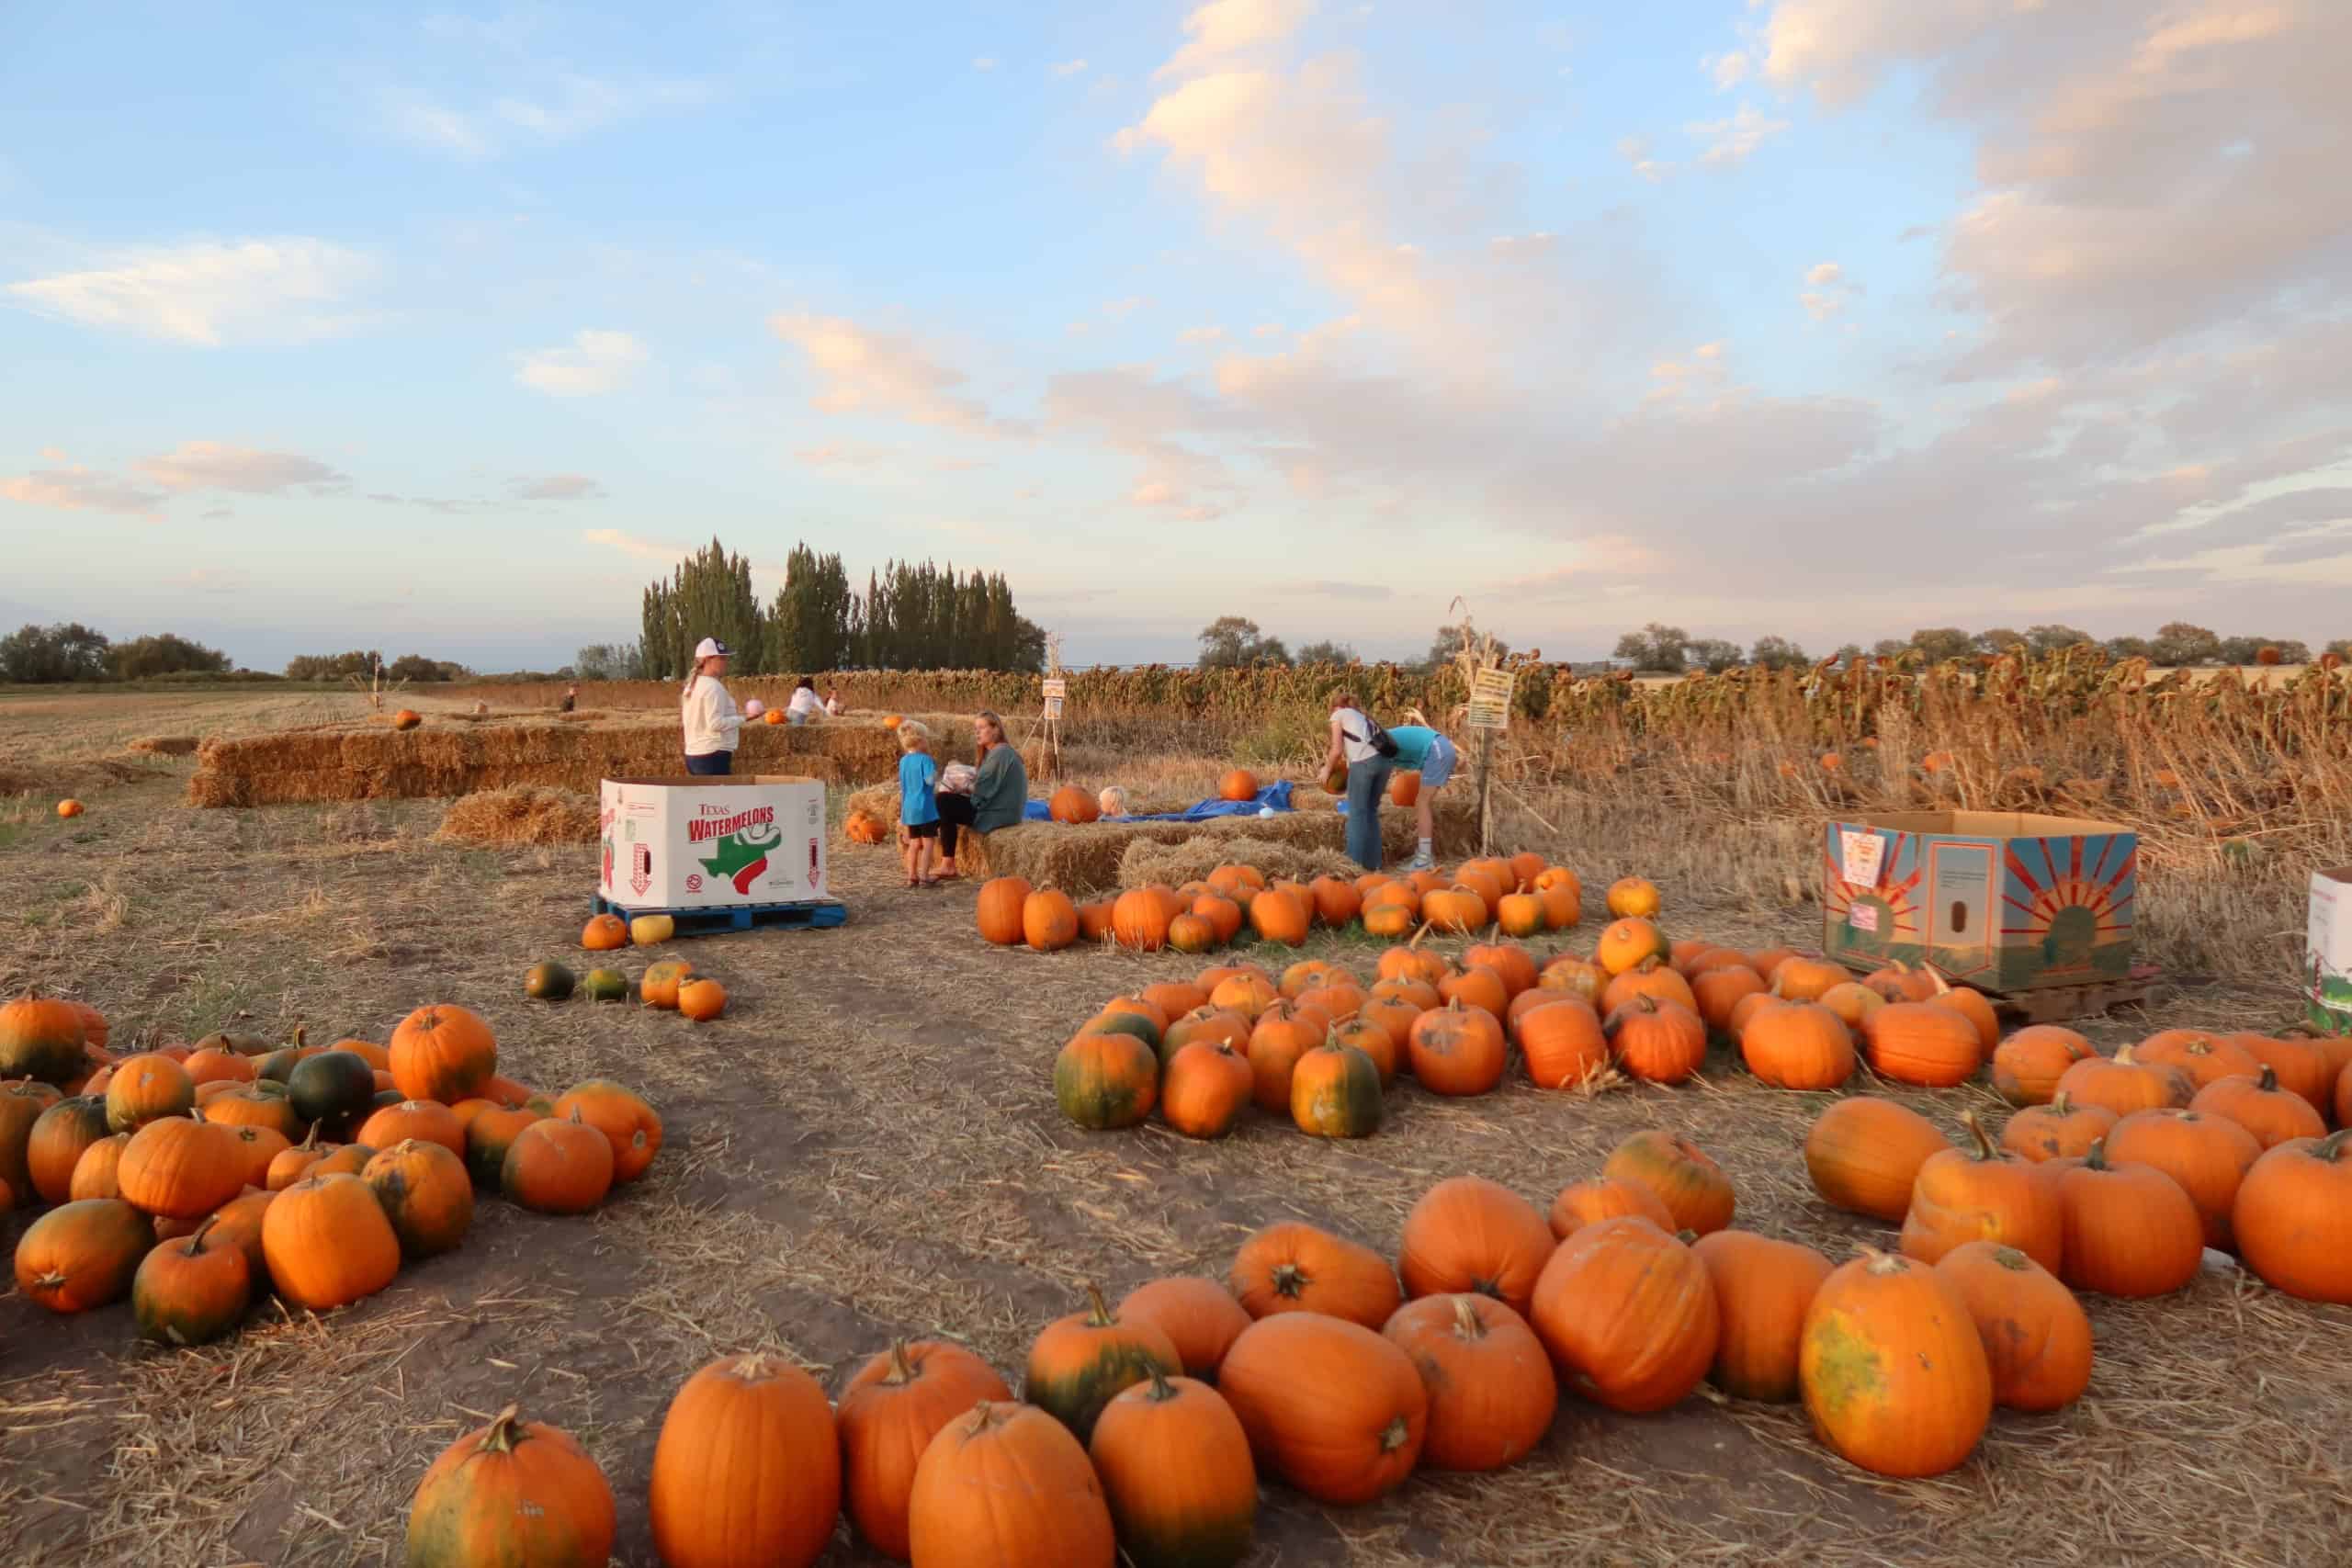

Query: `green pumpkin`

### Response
(195, 1029, 276, 1057)
(581, 969, 630, 1002)
(286, 1049, 377, 1127)
(255, 1048, 304, 1085)
(1053, 1031, 1159, 1130)
(524, 962, 576, 1002)
(1289, 1043, 1384, 1139)
(1087, 1012, 1161, 1052)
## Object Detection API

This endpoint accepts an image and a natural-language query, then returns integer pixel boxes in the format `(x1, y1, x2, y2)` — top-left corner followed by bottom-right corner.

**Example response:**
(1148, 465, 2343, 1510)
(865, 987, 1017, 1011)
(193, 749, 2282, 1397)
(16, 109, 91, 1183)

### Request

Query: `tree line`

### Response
(1609, 622, 2352, 675)
(629, 537, 1046, 680)
(1193, 617, 1506, 671)
(0, 624, 235, 683)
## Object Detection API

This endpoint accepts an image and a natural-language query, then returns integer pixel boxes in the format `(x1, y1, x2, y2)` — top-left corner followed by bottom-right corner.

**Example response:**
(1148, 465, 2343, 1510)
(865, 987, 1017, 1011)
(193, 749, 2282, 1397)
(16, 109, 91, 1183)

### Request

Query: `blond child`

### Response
(897, 722, 941, 886)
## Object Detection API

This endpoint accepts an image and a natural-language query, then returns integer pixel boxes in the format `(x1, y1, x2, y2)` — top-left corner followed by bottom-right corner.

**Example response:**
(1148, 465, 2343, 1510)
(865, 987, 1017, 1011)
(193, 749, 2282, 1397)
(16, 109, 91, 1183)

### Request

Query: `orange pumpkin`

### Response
(2104, 1108, 2261, 1250)
(2227, 1032, 2334, 1116)
(1999, 1092, 2115, 1163)
(68, 1132, 130, 1201)
(1933, 1241, 2093, 1413)
(1159, 1042, 1251, 1141)
(1863, 1003, 1984, 1089)
(132, 1213, 252, 1346)
(1217, 768, 1259, 802)
(117, 1115, 246, 1220)
(650, 1352, 841, 1568)
(27, 1095, 112, 1205)
(1770, 956, 1847, 1002)
(1595, 917, 1668, 976)
(1396, 1176, 1556, 1317)
(501, 1112, 616, 1214)
(1604, 995, 1708, 1086)
(1215, 1313, 1427, 1505)
(13, 1197, 154, 1312)
(1307, 875, 1363, 929)
(1923, 972, 1999, 1053)
(1407, 1001, 1507, 1096)
(388, 1004, 497, 1105)
(1899, 1111, 2064, 1273)
(1114, 886, 1181, 952)
(263, 1172, 401, 1310)
(1381, 1293, 1557, 1472)
(2054, 1141, 2202, 1296)
(1527, 1216, 1717, 1412)
(2053, 1045, 2192, 1119)
(678, 979, 727, 1023)
(0, 991, 89, 1085)
(1020, 888, 1080, 952)
(976, 876, 1032, 945)
(104, 1051, 196, 1133)
(837, 1340, 1013, 1559)
(1604, 1130, 1734, 1234)
(2132, 1029, 2260, 1092)
(1117, 1278, 1252, 1382)
(1088, 1371, 1258, 1565)
(1187, 893, 1242, 945)
(1047, 783, 1100, 824)
(1228, 1220, 1400, 1329)
(363, 1139, 474, 1258)
(1023, 1282, 1182, 1444)
(1463, 942, 1538, 998)
(1740, 1001, 1855, 1089)
(1799, 1249, 1991, 1477)
(406, 1404, 616, 1568)
(356, 1099, 467, 1158)
(1861, 960, 1938, 1003)
(1804, 1098, 1952, 1222)
(1690, 964, 1767, 1033)
(551, 1080, 662, 1181)
(1991, 1025, 2096, 1105)
(581, 912, 628, 950)
(1692, 1230, 1835, 1403)
(1518, 998, 1608, 1089)
(2232, 1129, 2352, 1303)
(1604, 876, 1661, 919)
(906, 1401, 1114, 1566)
(1547, 1177, 1673, 1239)
(1247, 888, 1310, 947)
(2190, 1066, 2326, 1150)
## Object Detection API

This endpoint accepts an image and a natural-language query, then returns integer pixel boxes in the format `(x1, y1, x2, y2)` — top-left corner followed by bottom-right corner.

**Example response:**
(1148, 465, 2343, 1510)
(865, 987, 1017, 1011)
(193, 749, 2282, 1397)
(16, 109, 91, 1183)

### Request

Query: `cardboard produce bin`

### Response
(1823, 810, 2136, 992)
(2304, 867, 2352, 1033)
(599, 775, 828, 911)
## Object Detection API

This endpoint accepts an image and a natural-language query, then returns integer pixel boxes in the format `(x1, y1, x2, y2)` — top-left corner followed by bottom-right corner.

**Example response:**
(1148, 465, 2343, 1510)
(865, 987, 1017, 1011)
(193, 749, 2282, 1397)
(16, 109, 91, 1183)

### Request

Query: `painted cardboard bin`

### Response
(599, 775, 828, 912)
(1823, 810, 2136, 992)
(2303, 867, 2352, 1033)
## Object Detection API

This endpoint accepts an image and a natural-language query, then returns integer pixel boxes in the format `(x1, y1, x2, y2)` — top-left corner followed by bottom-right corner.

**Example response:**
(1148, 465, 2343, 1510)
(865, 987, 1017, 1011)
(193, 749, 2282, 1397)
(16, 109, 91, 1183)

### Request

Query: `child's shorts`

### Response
(904, 821, 940, 839)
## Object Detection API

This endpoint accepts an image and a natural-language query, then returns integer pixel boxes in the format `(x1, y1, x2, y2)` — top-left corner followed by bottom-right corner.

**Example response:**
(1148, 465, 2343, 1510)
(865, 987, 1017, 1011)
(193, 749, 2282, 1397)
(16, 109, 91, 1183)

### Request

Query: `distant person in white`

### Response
(823, 683, 846, 716)
(680, 637, 745, 775)
(786, 678, 824, 725)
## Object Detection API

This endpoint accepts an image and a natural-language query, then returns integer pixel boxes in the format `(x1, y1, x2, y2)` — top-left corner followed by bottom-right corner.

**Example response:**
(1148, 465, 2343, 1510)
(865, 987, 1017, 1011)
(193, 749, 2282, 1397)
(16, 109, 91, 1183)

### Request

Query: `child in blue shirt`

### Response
(898, 723, 942, 886)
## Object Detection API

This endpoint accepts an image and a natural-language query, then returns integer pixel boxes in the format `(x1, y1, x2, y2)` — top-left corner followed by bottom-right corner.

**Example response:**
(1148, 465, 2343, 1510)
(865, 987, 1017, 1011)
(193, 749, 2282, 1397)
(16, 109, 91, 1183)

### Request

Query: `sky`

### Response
(3, 0, 2349, 671)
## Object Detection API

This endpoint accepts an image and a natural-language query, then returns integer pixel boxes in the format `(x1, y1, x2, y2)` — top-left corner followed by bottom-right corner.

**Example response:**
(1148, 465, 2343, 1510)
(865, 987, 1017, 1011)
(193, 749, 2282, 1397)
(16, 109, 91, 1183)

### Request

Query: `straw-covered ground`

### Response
(2, 688, 2348, 1566)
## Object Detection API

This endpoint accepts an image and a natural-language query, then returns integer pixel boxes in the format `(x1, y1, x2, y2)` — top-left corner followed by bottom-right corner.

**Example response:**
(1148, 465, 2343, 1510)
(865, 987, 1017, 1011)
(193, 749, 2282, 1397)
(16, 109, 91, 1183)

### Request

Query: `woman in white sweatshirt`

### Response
(680, 637, 745, 774)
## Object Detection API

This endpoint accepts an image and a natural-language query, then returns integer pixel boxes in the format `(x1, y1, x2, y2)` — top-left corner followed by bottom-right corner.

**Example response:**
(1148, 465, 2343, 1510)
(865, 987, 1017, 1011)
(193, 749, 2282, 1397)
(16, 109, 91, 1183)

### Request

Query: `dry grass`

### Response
(434, 786, 600, 847)
(3, 688, 2349, 1566)
(1119, 834, 1362, 888)
(125, 735, 198, 756)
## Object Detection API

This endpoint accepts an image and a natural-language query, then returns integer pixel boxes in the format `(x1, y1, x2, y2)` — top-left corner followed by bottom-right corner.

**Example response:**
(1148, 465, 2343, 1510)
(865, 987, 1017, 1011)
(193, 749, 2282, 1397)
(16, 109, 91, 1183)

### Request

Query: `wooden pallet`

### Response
(1984, 964, 2166, 1025)
(590, 894, 847, 938)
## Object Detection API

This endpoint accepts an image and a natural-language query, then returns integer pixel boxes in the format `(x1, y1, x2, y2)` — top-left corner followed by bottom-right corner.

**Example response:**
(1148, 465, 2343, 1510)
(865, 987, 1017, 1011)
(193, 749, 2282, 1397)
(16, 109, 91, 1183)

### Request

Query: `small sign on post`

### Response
(1041, 677, 1066, 721)
(1466, 667, 1517, 730)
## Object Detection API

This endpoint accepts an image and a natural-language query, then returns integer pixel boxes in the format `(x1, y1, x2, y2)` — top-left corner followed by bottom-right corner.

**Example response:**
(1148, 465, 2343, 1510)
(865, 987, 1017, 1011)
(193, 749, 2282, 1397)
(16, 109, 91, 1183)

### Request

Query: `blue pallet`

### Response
(592, 894, 848, 937)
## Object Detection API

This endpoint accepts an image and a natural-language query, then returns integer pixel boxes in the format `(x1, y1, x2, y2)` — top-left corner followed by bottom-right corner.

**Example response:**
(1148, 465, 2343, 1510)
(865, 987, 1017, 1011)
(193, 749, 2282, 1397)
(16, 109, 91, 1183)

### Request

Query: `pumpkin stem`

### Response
(2315, 1129, 2352, 1162)
(1082, 1281, 1116, 1327)
(1270, 1262, 1308, 1300)
(2256, 1065, 2278, 1092)
(2113, 1044, 2138, 1065)
(185, 1215, 220, 1254)
(1143, 1365, 1180, 1402)
(1451, 1295, 1487, 1338)
(1960, 1108, 1999, 1162)
(2049, 1091, 2073, 1113)
(2085, 1137, 2109, 1172)
(480, 1404, 524, 1453)
(1377, 1416, 1411, 1453)
(884, 1340, 920, 1384)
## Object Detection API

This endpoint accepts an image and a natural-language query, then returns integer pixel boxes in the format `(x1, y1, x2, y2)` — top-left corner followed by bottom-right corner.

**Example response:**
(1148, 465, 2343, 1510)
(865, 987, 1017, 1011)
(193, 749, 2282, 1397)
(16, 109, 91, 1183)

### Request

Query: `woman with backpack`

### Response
(1322, 690, 1396, 871)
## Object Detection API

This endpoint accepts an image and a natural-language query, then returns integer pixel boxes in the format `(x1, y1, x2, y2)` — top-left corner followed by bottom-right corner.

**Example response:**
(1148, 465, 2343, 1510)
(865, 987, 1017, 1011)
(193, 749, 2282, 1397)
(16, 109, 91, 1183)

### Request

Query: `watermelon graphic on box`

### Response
(597, 775, 828, 911)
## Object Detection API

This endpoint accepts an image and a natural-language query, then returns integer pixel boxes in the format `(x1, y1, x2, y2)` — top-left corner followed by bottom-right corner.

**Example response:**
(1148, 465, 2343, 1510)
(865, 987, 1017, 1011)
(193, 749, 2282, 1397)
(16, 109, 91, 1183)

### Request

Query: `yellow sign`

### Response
(1466, 666, 1517, 729)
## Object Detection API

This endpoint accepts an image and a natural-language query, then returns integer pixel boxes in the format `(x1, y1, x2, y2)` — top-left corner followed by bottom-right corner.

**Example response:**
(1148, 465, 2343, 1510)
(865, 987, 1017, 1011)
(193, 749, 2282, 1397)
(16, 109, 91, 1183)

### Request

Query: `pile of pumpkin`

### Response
(978, 852, 1600, 953)
(1, 990, 661, 1345)
(567, 912, 729, 1020)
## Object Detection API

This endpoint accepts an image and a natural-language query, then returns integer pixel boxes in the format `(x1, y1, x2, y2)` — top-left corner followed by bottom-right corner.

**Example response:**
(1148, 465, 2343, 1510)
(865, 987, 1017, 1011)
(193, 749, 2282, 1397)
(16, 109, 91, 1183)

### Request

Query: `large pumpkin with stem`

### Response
(1803, 1098, 1952, 1222)
(1289, 1041, 1383, 1139)
(2190, 1066, 2325, 1150)
(1998, 1092, 2114, 1163)
(1547, 1176, 1672, 1239)
(2053, 1045, 2191, 1118)
(363, 1139, 474, 1259)
(2133, 1028, 2260, 1091)
(1799, 1248, 1992, 1477)
(1603, 995, 1708, 1085)
(132, 1213, 251, 1346)
(1215, 1313, 1427, 1504)
(1021, 888, 1080, 952)
(406, 1404, 616, 1568)
(1023, 1282, 1182, 1443)
(1603, 1130, 1734, 1235)
(67, 1133, 130, 1201)
(356, 1099, 467, 1159)
(1605, 876, 1660, 918)
(1089, 1370, 1258, 1568)
(1047, 784, 1100, 824)
(1247, 888, 1310, 947)
(1161, 1042, 1251, 1140)
(464, 1103, 548, 1189)
(976, 876, 1032, 945)
(1595, 917, 1668, 976)
(1518, 997, 1608, 1089)
(1898, 1110, 2064, 1272)
(1527, 1216, 1718, 1413)
(1396, 1175, 1556, 1317)
(1741, 1002, 1855, 1089)
(2053, 1140, 2202, 1296)
(2232, 1129, 2352, 1303)
(1600, 957, 1697, 1017)
(201, 1187, 275, 1277)
(13, 1197, 154, 1312)
(1923, 971, 1999, 1054)
(1863, 1002, 1984, 1088)
(202, 1084, 304, 1140)
(117, 1115, 247, 1220)
(1860, 960, 1939, 1003)
(389, 1003, 497, 1104)
(1769, 956, 1846, 1003)
(1407, 1000, 1507, 1096)
(1228, 1220, 1400, 1328)
(1932, 1241, 2092, 1412)
(1118, 1279, 1252, 1382)
(650, 1351, 841, 1568)
(2104, 1108, 2261, 1250)
(287, 1049, 379, 1130)
(264, 1171, 402, 1310)
(1054, 1029, 1159, 1131)
(1692, 1230, 1835, 1403)
(502, 1112, 616, 1214)
(105, 1052, 196, 1132)
(1381, 1293, 1557, 1472)
(907, 1402, 1114, 1567)
(1115, 886, 1183, 952)
(27, 1095, 112, 1204)
(837, 1339, 1012, 1559)
(551, 1080, 662, 1181)
(0, 990, 88, 1084)
(2228, 1032, 2333, 1116)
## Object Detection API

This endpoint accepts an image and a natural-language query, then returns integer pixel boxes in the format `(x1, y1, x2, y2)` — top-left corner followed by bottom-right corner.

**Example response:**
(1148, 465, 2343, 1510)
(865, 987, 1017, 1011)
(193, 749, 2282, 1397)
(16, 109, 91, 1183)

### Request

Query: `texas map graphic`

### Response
(692, 809, 784, 897)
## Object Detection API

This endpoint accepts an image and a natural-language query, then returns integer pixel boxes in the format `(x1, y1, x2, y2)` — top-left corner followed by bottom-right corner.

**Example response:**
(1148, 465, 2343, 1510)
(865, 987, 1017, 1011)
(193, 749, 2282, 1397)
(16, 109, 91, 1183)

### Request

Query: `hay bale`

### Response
(127, 735, 199, 757)
(968, 796, 1477, 895)
(433, 786, 600, 846)
(1119, 835, 1360, 888)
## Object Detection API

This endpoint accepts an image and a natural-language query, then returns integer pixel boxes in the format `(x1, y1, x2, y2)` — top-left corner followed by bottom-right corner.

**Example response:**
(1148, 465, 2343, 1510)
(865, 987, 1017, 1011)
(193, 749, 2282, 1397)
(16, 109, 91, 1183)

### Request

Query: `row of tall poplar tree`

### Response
(638, 538, 1046, 680)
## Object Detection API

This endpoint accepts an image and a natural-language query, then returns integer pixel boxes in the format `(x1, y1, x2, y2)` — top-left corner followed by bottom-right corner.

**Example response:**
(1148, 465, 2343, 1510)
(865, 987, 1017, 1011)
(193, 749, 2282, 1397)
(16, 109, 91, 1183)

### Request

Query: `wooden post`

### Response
(1476, 725, 1494, 857)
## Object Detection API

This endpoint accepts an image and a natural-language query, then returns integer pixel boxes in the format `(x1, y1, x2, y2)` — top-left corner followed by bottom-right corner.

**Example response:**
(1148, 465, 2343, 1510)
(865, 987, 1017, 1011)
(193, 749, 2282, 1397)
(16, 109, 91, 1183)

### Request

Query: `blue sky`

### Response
(5, 0, 2347, 671)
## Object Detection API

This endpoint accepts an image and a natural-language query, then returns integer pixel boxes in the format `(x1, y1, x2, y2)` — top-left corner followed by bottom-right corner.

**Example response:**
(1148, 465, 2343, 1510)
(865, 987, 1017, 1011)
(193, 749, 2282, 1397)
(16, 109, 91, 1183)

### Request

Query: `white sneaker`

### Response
(1407, 852, 1436, 872)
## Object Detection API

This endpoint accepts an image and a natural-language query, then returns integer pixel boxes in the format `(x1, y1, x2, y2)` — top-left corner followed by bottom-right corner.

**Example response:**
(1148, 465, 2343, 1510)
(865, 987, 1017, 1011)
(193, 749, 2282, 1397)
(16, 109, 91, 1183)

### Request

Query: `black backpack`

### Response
(1347, 712, 1400, 760)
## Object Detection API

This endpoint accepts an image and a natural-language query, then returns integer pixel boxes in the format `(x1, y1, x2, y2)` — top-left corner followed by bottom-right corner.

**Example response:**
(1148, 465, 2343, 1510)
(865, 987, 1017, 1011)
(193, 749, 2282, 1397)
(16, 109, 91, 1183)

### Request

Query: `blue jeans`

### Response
(1344, 757, 1393, 870)
(684, 750, 733, 775)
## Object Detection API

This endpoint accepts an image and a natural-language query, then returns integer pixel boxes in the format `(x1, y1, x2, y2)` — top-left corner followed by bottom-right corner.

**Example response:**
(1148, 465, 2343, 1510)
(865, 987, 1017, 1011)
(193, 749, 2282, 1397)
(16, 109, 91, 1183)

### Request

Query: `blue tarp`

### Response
(1022, 779, 1300, 823)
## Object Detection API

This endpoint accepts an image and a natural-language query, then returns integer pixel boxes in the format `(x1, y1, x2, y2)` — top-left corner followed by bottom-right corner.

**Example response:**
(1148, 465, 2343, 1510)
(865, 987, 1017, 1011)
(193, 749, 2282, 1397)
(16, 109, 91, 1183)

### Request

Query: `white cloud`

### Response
(1800, 261, 1861, 321)
(1181, 325, 1228, 344)
(1705, 51, 1752, 89)
(136, 441, 351, 495)
(6, 237, 378, 345)
(1689, 104, 1790, 165)
(514, 330, 650, 397)
(1615, 135, 1667, 182)
(584, 527, 686, 562)
(1158, 0, 1314, 77)
(1050, 59, 1090, 77)
(510, 474, 606, 501)
(1102, 296, 1148, 320)
(770, 312, 1031, 439)
(794, 442, 899, 468)
(39, 446, 67, 461)
(0, 464, 166, 520)
(973, 55, 998, 71)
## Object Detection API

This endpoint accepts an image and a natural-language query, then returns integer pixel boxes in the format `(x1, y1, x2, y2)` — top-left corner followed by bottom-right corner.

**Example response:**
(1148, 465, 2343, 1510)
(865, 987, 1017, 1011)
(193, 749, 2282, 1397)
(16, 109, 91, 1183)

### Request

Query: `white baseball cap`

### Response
(693, 637, 732, 660)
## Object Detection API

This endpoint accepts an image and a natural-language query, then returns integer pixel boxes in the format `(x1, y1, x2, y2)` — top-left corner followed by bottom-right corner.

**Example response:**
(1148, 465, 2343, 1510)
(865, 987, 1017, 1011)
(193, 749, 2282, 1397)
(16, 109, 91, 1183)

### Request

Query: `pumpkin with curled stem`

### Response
(406, 1404, 616, 1568)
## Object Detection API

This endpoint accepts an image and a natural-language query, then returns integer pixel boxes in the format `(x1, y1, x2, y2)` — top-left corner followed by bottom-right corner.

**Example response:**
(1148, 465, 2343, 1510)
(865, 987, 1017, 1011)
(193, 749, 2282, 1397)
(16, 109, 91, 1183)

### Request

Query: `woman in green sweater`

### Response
(933, 709, 1027, 879)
